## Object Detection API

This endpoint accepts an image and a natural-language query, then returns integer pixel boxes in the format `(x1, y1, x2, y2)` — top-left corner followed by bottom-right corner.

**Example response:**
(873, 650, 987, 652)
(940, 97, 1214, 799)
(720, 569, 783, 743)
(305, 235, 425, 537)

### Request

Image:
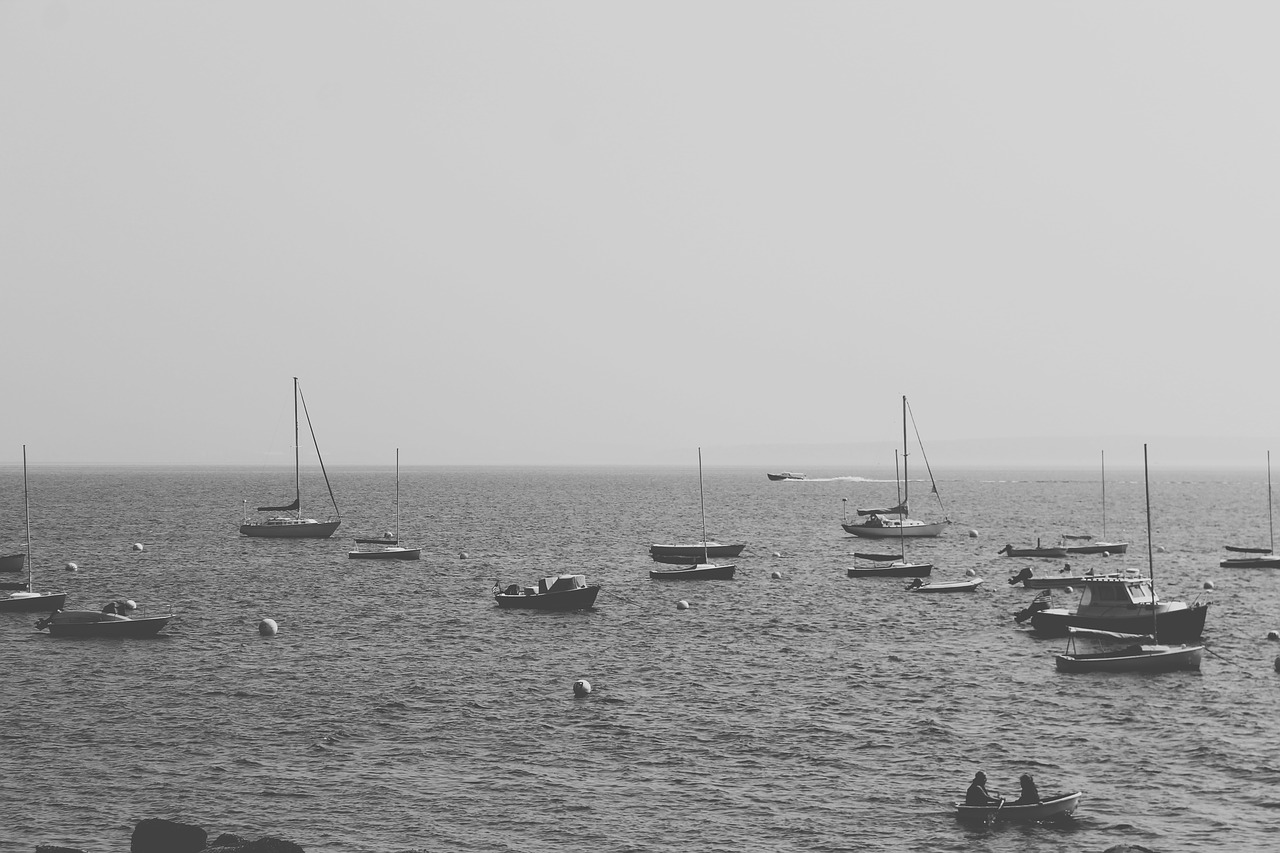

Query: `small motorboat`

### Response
(35, 600, 173, 638)
(766, 472, 806, 481)
(954, 791, 1081, 824)
(1007, 566, 1119, 589)
(493, 574, 600, 610)
(906, 577, 983, 593)
(348, 545, 421, 560)
(1060, 535, 1130, 555)
(998, 541, 1069, 559)
(649, 562, 736, 580)
(1027, 571, 1209, 644)
(847, 552, 932, 578)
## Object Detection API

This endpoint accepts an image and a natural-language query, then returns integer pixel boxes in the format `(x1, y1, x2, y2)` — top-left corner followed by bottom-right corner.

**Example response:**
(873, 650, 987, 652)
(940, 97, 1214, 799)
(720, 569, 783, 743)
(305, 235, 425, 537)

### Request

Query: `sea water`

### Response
(0, 465, 1276, 852)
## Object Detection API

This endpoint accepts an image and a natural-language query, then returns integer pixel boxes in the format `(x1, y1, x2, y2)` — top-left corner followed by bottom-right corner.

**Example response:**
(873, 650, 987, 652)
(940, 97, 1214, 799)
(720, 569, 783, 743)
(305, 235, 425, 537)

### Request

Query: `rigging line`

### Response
(1202, 644, 1257, 678)
(297, 381, 342, 519)
(904, 398, 948, 516)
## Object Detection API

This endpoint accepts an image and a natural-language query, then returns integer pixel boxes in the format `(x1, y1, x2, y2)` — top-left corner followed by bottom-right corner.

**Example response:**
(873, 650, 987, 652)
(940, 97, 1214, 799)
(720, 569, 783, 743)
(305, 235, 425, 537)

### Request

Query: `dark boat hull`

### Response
(1064, 541, 1129, 555)
(0, 592, 68, 613)
(241, 520, 341, 539)
(1220, 555, 1280, 568)
(1055, 644, 1202, 673)
(494, 586, 600, 610)
(649, 543, 745, 559)
(848, 562, 932, 578)
(1031, 603, 1209, 644)
(649, 563, 736, 580)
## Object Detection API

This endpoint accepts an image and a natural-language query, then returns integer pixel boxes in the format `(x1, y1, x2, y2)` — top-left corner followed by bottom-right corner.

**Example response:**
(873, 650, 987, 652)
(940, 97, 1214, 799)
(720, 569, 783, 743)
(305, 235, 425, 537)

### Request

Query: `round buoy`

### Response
(459, 552, 469, 559)
(1204, 580, 1215, 591)
(772, 551, 781, 558)
(573, 679, 591, 697)
(131, 543, 144, 552)
(1063, 586, 1074, 595)
(1268, 630, 1279, 641)
(770, 571, 782, 579)
(1156, 545, 1166, 553)
(964, 568, 976, 577)
(64, 561, 77, 572)
(122, 599, 137, 611)
(968, 529, 979, 538)
(676, 600, 689, 611)
(1102, 551, 1110, 557)
(258, 618, 278, 637)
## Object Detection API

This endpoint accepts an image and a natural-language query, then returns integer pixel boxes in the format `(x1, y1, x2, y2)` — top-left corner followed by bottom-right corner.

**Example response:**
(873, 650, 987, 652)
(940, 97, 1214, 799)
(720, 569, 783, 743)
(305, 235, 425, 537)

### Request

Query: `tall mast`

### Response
(699, 447, 709, 565)
(293, 376, 301, 516)
(23, 445, 31, 590)
(1145, 444, 1157, 640)
(901, 395, 909, 510)
(395, 448, 401, 538)
(1268, 451, 1274, 554)
(1101, 450, 1107, 541)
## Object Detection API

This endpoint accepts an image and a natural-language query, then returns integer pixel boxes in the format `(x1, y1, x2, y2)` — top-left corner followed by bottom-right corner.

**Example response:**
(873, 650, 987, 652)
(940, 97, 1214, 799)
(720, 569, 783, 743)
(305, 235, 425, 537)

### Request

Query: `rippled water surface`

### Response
(0, 464, 1277, 852)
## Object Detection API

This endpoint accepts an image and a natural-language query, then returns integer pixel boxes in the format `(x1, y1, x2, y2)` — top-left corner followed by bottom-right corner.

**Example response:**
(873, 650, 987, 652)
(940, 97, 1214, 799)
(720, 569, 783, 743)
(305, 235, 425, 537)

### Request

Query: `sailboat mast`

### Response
(292, 376, 302, 517)
(22, 445, 31, 590)
(901, 395, 909, 510)
(1101, 450, 1107, 541)
(699, 447, 709, 565)
(895, 450, 905, 561)
(1268, 451, 1274, 554)
(1144, 444, 1157, 639)
(395, 448, 400, 538)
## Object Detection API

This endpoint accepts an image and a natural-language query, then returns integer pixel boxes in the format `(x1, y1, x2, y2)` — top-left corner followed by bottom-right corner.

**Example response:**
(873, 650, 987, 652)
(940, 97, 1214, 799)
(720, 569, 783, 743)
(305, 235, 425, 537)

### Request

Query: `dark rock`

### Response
(132, 818, 208, 853)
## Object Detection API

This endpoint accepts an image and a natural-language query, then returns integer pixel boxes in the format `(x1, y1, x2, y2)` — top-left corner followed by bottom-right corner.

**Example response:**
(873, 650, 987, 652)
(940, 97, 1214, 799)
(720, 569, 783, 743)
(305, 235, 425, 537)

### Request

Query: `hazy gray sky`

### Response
(4, 3, 1277, 467)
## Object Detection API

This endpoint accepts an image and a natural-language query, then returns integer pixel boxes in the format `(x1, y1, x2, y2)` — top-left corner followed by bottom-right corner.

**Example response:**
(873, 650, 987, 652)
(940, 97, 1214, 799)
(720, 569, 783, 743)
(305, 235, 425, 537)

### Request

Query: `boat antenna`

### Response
(698, 447, 709, 565)
(22, 445, 31, 591)
(1144, 443, 1158, 641)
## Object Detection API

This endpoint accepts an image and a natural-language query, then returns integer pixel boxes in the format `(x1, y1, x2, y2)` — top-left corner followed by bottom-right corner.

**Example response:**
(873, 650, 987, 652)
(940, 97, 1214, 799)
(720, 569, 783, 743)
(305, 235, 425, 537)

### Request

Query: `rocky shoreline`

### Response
(34, 818, 305, 853)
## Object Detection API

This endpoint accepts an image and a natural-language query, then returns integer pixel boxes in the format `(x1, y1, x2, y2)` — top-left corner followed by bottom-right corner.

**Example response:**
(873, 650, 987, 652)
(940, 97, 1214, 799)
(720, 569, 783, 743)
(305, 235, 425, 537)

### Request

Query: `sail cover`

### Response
(257, 498, 300, 512)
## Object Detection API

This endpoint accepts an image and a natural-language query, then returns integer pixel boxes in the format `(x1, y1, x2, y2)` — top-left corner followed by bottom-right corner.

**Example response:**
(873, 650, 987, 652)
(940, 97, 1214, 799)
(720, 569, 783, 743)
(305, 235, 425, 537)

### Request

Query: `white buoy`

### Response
(969, 529, 979, 538)
(770, 571, 782, 579)
(131, 543, 144, 552)
(258, 618, 278, 637)
(459, 552, 469, 559)
(964, 568, 976, 577)
(1063, 586, 1074, 595)
(1102, 551, 1110, 557)
(573, 679, 591, 697)
(1267, 630, 1279, 641)
(676, 600, 689, 611)
(772, 551, 781, 558)
(64, 561, 77, 572)
(123, 599, 137, 611)
(1204, 580, 1215, 590)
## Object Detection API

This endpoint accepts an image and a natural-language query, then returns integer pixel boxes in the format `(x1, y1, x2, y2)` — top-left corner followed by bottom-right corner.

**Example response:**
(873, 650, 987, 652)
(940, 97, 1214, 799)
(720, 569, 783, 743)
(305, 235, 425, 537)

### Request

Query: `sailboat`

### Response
(1220, 451, 1280, 569)
(0, 446, 68, 614)
(649, 448, 737, 580)
(240, 377, 342, 539)
(847, 451, 934, 578)
(349, 449, 421, 560)
(1054, 445, 1205, 673)
(842, 396, 949, 538)
(1061, 451, 1130, 555)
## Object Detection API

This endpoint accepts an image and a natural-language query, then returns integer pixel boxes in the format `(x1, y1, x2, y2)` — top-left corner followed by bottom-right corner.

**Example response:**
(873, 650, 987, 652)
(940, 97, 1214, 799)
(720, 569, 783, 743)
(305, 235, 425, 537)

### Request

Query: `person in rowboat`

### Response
(1011, 773, 1041, 806)
(965, 771, 1001, 806)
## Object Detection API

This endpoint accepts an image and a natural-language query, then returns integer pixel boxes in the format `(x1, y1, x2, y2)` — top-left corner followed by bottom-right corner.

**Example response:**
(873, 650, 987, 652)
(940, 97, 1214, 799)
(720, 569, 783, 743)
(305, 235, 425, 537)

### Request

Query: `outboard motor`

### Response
(1014, 591, 1051, 624)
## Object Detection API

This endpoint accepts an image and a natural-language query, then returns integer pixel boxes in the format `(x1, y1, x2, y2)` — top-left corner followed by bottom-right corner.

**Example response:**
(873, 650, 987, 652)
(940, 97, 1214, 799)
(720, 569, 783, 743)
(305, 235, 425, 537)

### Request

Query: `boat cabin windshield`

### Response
(1079, 578, 1155, 607)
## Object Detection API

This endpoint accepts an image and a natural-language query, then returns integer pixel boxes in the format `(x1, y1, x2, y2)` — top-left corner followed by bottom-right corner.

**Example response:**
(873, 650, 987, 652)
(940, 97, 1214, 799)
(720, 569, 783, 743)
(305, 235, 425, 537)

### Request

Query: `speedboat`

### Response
(766, 472, 806, 481)
(493, 574, 600, 610)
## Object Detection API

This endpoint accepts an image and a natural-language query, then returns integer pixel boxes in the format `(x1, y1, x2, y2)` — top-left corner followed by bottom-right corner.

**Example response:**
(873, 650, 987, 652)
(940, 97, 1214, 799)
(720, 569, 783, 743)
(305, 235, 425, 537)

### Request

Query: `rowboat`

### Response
(954, 791, 1081, 824)
(649, 563, 736, 580)
(847, 551, 931, 578)
(1054, 632, 1203, 673)
(649, 542, 744, 561)
(998, 542, 1069, 559)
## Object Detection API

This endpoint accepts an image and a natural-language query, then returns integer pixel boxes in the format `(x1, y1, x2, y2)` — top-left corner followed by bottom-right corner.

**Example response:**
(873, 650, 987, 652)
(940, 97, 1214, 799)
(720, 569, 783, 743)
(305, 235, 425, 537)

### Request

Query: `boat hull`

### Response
(1031, 603, 1209, 644)
(1000, 547, 1070, 558)
(1220, 555, 1280, 568)
(955, 792, 1081, 824)
(842, 520, 947, 538)
(241, 519, 341, 539)
(1064, 541, 1129, 555)
(348, 547, 421, 560)
(38, 610, 172, 638)
(767, 473, 806, 481)
(0, 592, 68, 613)
(494, 586, 600, 611)
(848, 562, 932, 578)
(1055, 644, 1203, 673)
(649, 563, 736, 580)
(649, 543, 745, 559)
(909, 578, 982, 592)
(0, 553, 24, 573)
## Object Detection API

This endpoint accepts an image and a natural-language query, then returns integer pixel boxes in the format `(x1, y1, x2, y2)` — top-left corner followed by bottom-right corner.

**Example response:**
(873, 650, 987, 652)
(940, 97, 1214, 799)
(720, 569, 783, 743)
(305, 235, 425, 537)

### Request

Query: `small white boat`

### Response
(907, 577, 983, 593)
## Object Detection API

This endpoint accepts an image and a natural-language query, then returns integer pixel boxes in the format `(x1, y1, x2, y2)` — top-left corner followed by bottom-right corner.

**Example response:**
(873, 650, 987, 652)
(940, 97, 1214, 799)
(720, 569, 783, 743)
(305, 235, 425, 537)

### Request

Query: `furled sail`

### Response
(257, 498, 300, 513)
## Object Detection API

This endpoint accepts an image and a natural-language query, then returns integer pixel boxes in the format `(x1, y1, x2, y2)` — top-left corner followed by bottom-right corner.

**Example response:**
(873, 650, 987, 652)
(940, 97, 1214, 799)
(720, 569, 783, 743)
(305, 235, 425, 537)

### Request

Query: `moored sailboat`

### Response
(842, 396, 950, 538)
(650, 448, 737, 580)
(0, 446, 68, 614)
(1061, 451, 1130, 555)
(349, 449, 421, 560)
(1221, 451, 1280, 569)
(241, 377, 341, 539)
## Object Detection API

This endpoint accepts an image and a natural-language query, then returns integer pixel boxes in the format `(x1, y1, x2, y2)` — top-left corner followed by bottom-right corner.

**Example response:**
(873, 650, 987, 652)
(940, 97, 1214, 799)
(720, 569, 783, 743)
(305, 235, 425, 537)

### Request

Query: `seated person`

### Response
(1012, 773, 1041, 806)
(965, 771, 1001, 806)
